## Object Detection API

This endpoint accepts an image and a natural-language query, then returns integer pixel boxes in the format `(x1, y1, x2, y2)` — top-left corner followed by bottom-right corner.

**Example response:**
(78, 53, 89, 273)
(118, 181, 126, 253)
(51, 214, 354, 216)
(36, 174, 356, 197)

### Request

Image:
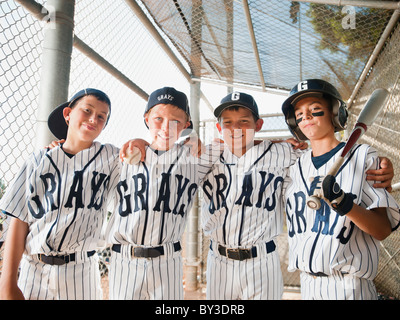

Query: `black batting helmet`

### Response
(281, 79, 348, 141)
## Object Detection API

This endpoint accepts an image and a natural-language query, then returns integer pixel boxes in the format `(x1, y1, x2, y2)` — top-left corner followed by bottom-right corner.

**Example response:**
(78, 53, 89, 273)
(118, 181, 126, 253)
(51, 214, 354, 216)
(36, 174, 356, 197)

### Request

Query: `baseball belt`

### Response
(307, 271, 349, 278)
(111, 242, 181, 258)
(37, 250, 96, 266)
(214, 240, 276, 261)
(308, 272, 329, 277)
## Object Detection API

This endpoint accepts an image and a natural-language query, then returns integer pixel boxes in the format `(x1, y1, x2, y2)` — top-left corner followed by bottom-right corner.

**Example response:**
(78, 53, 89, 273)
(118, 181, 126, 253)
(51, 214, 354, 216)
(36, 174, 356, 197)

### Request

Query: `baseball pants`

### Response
(18, 252, 102, 300)
(109, 242, 183, 300)
(206, 240, 283, 300)
(300, 270, 378, 300)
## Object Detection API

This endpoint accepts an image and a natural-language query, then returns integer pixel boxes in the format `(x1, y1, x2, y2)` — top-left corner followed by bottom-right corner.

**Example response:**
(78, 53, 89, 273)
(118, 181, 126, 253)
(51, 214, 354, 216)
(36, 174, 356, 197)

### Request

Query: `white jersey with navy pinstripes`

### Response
(106, 143, 216, 247)
(0, 141, 120, 256)
(106, 143, 218, 299)
(202, 141, 301, 246)
(284, 143, 400, 279)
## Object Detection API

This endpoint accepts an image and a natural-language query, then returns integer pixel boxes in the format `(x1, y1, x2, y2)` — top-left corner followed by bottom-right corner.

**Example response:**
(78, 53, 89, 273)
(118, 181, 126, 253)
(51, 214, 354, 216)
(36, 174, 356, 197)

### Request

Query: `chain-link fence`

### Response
(1, 0, 43, 185)
(139, 0, 394, 99)
(346, 21, 400, 300)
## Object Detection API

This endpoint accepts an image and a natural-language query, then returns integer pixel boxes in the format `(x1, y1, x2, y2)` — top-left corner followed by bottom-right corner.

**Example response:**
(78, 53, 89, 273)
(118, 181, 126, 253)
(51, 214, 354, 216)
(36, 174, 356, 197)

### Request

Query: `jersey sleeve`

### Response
(104, 144, 122, 197)
(97, 144, 121, 247)
(361, 146, 400, 231)
(272, 141, 305, 167)
(282, 166, 294, 201)
(196, 141, 223, 183)
(0, 150, 45, 223)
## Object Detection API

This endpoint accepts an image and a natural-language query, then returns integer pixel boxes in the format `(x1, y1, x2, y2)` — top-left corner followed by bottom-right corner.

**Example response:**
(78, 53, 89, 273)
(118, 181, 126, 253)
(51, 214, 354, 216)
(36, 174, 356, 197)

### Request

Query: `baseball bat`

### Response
(306, 88, 390, 210)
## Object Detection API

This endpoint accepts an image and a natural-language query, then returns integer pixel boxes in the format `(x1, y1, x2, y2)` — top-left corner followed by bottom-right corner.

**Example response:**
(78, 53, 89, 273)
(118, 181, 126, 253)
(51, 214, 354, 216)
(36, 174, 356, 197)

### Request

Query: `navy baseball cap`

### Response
(214, 92, 260, 119)
(144, 87, 193, 129)
(48, 88, 111, 140)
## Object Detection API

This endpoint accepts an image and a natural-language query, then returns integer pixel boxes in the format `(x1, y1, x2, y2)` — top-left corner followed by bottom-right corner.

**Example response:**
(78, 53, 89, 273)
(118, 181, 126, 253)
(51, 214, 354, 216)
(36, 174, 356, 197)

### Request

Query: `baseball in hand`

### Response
(123, 147, 142, 165)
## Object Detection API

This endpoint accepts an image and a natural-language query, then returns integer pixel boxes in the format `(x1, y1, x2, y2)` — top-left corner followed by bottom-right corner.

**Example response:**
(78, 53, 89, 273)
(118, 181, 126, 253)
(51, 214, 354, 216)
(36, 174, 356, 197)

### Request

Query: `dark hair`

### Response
(217, 105, 259, 123)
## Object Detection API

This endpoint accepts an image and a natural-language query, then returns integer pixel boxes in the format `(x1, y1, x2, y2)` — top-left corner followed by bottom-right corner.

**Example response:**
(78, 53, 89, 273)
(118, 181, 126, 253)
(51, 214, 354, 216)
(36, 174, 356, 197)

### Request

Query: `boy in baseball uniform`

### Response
(105, 87, 217, 300)
(201, 92, 306, 300)
(0, 88, 120, 300)
(282, 79, 400, 300)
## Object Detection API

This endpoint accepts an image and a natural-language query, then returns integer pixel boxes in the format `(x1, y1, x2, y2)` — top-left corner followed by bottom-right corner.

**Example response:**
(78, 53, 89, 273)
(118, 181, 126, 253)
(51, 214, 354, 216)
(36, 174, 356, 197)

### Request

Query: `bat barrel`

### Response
(357, 88, 390, 126)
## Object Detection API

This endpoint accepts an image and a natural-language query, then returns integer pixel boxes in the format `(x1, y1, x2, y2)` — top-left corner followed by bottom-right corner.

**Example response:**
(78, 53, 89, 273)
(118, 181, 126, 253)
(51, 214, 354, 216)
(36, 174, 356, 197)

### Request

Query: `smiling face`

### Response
(294, 96, 335, 141)
(144, 103, 191, 151)
(216, 106, 263, 156)
(63, 95, 110, 144)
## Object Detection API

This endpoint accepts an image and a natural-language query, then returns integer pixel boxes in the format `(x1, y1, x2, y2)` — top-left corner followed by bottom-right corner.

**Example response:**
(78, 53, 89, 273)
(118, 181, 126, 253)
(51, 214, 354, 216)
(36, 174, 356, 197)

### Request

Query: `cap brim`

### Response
(214, 101, 259, 119)
(282, 91, 325, 116)
(290, 92, 323, 106)
(48, 102, 69, 140)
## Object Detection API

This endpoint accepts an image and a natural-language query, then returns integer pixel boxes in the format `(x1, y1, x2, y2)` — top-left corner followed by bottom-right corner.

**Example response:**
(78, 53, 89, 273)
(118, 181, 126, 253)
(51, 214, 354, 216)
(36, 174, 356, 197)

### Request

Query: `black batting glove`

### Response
(321, 175, 354, 216)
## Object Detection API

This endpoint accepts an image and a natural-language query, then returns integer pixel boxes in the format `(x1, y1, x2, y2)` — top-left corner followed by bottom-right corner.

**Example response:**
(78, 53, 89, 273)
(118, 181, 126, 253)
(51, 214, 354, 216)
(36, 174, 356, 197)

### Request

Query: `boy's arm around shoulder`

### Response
(119, 138, 149, 163)
(267, 137, 308, 151)
(264, 138, 306, 167)
(197, 140, 225, 179)
(366, 156, 394, 192)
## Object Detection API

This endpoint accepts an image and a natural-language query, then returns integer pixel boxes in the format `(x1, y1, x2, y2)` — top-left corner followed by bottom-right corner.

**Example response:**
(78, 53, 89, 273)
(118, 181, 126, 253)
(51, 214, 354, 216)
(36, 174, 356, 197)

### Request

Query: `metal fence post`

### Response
(185, 0, 203, 292)
(35, 0, 75, 148)
(185, 81, 201, 292)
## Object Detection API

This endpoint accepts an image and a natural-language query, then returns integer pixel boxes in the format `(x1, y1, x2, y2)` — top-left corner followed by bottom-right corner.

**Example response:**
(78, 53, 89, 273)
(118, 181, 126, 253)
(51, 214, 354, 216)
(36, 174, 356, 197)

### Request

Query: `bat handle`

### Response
(327, 156, 345, 177)
(306, 195, 321, 210)
(306, 156, 344, 210)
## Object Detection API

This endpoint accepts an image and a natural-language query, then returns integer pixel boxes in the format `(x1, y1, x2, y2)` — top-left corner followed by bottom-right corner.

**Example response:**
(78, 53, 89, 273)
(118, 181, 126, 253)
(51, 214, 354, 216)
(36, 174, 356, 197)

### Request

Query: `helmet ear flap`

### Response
(330, 98, 348, 131)
(291, 127, 308, 141)
(285, 106, 308, 141)
(338, 102, 348, 129)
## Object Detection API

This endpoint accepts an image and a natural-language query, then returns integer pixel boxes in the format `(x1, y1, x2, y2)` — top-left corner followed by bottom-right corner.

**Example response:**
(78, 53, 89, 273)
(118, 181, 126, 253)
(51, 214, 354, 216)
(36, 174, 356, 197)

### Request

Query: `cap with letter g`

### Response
(144, 86, 193, 130)
(214, 92, 260, 120)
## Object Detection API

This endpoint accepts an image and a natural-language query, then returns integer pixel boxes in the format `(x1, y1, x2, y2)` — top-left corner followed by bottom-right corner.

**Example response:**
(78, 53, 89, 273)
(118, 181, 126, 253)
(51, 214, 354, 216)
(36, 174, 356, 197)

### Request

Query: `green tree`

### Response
(306, 4, 390, 61)
(0, 179, 7, 232)
(0, 179, 6, 199)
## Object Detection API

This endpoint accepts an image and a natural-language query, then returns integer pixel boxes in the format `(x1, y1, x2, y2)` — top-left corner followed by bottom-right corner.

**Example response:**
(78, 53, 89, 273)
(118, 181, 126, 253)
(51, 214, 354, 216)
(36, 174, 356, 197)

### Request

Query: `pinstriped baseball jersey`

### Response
(106, 143, 216, 247)
(0, 141, 120, 256)
(106, 142, 219, 300)
(201, 141, 301, 247)
(284, 143, 400, 280)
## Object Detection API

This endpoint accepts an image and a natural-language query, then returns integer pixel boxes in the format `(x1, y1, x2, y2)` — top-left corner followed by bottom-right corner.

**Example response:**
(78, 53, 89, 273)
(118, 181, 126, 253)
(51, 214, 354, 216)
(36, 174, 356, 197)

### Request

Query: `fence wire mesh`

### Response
(0, 0, 43, 184)
(140, 0, 393, 100)
(346, 22, 400, 300)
